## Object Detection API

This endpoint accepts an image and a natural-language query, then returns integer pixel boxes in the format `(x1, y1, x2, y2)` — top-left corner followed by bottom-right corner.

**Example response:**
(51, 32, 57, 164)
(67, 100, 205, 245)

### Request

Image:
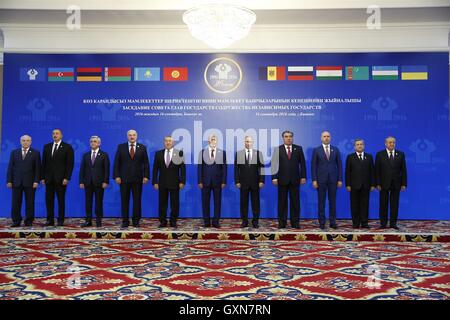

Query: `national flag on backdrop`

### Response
(345, 66, 369, 80)
(163, 67, 188, 81)
(258, 66, 286, 81)
(20, 68, 46, 81)
(104, 67, 131, 81)
(315, 66, 343, 80)
(401, 65, 428, 80)
(48, 68, 74, 81)
(372, 66, 399, 80)
(77, 67, 102, 81)
(134, 67, 161, 81)
(287, 66, 313, 80)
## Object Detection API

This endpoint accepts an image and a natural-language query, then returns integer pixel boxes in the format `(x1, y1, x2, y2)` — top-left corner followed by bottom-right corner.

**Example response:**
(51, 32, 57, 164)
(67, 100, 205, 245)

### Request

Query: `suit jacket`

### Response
(152, 148, 186, 189)
(7, 148, 41, 187)
(375, 149, 407, 189)
(79, 149, 110, 187)
(311, 145, 343, 183)
(234, 149, 265, 188)
(345, 152, 375, 189)
(198, 148, 227, 187)
(113, 142, 150, 183)
(271, 144, 307, 186)
(42, 141, 74, 184)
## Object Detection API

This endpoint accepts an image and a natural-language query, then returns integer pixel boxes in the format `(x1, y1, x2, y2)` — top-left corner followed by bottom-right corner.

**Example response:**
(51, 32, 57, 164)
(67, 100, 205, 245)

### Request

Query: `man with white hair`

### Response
(113, 130, 150, 228)
(7, 135, 41, 227)
(79, 135, 110, 228)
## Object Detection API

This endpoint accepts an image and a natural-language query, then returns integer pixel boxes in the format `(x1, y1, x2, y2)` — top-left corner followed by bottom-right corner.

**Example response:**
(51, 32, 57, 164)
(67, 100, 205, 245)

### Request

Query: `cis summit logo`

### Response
(204, 57, 242, 94)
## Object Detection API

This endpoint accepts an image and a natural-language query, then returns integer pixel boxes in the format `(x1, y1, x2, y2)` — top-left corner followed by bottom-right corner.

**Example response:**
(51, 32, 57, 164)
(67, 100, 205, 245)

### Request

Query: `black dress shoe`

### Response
(378, 225, 387, 229)
(291, 224, 301, 229)
(352, 225, 360, 229)
(132, 222, 140, 228)
(24, 222, 33, 227)
(278, 224, 286, 229)
(57, 221, 64, 227)
(203, 221, 211, 228)
(10, 222, 21, 228)
(170, 221, 177, 228)
(252, 222, 259, 229)
(330, 224, 338, 229)
(319, 225, 326, 230)
(361, 224, 370, 229)
(158, 222, 167, 228)
(44, 221, 55, 227)
(121, 222, 129, 228)
(212, 223, 221, 229)
(96, 221, 102, 228)
(390, 225, 399, 230)
(240, 221, 249, 228)
(81, 221, 92, 227)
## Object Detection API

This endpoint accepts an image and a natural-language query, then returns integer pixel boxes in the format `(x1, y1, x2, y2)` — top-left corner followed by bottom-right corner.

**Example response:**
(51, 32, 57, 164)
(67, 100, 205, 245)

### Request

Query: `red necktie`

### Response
(287, 146, 291, 160)
(130, 144, 135, 159)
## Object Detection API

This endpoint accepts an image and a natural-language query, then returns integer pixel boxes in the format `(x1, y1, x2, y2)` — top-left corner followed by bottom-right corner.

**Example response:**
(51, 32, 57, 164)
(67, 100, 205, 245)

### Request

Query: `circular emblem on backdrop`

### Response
(204, 57, 242, 94)
(171, 70, 180, 79)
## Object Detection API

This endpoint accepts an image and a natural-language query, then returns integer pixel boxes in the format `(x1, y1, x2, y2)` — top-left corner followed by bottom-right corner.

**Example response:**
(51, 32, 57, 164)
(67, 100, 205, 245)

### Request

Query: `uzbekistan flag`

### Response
(401, 65, 428, 80)
(287, 66, 313, 80)
(258, 66, 286, 81)
(163, 67, 188, 81)
(315, 66, 343, 80)
(48, 68, 74, 81)
(77, 67, 102, 81)
(372, 66, 399, 80)
(105, 67, 131, 81)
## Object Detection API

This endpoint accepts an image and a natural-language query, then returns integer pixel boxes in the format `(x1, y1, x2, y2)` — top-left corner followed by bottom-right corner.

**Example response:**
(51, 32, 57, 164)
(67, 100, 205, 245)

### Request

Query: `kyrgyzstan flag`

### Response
(163, 67, 188, 81)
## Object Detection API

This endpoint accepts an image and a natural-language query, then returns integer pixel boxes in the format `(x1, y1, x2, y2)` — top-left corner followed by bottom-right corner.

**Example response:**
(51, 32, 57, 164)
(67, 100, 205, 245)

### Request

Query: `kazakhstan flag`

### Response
(134, 67, 160, 81)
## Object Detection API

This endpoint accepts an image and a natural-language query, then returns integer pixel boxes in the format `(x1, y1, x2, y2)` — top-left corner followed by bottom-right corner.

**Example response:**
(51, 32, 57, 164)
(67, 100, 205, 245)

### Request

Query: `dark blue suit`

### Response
(198, 148, 227, 225)
(79, 149, 110, 222)
(311, 145, 343, 226)
(7, 148, 41, 224)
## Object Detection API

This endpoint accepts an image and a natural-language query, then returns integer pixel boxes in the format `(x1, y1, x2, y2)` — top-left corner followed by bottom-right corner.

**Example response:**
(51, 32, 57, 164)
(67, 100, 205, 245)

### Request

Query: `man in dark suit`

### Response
(6, 135, 41, 227)
(311, 131, 343, 230)
(79, 136, 110, 228)
(41, 129, 74, 226)
(234, 136, 265, 228)
(271, 131, 306, 229)
(345, 139, 375, 229)
(375, 136, 407, 230)
(113, 129, 150, 228)
(152, 136, 186, 228)
(198, 134, 227, 228)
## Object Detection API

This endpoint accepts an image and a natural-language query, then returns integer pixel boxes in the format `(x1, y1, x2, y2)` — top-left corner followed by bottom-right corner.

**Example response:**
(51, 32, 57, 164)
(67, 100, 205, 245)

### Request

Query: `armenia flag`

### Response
(287, 66, 313, 80)
(77, 67, 102, 81)
(258, 66, 286, 81)
(163, 67, 188, 81)
(401, 65, 428, 80)
(105, 67, 131, 81)
(345, 66, 369, 80)
(372, 66, 398, 80)
(48, 68, 74, 81)
(316, 66, 343, 80)
(134, 67, 160, 81)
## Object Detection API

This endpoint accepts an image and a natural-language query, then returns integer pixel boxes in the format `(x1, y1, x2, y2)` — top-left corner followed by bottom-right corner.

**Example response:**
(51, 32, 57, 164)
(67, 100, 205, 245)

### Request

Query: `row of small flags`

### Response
(20, 67, 188, 82)
(258, 65, 428, 81)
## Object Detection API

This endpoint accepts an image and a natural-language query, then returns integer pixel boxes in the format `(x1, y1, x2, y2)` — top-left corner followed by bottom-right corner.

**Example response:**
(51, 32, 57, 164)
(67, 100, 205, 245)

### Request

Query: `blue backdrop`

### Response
(1, 52, 449, 220)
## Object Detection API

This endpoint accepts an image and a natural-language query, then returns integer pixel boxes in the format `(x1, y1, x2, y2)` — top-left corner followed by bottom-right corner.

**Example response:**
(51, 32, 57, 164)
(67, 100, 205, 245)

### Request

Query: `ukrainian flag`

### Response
(401, 65, 428, 80)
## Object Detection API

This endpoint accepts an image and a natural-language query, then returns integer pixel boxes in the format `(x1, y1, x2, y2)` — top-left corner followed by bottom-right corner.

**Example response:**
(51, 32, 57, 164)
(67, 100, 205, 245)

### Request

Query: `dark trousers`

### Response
(202, 185, 222, 223)
(159, 187, 179, 223)
(84, 185, 104, 221)
(277, 183, 300, 226)
(379, 181, 400, 226)
(120, 182, 143, 223)
(240, 187, 260, 223)
(11, 186, 35, 224)
(45, 183, 67, 223)
(317, 181, 337, 226)
(350, 187, 370, 227)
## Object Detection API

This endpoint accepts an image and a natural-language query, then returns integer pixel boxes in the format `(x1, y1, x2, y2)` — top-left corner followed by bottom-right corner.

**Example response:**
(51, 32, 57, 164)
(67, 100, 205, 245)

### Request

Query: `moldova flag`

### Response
(48, 68, 74, 81)
(77, 67, 102, 81)
(163, 67, 188, 81)
(259, 66, 286, 81)
(105, 67, 131, 81)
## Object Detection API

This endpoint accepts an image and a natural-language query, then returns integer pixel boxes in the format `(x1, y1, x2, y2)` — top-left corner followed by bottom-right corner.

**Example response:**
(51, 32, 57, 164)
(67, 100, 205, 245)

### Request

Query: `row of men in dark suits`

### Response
(6, 129, 407, 230)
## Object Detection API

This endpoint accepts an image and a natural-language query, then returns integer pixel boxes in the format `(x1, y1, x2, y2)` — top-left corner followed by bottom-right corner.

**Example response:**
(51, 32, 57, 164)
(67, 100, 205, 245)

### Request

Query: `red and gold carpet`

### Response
(0, 239, 449, 300)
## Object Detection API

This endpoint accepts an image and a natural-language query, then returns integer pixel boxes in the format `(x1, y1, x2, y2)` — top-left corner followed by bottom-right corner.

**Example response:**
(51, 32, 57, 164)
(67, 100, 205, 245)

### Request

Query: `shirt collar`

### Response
(322, 144, 330, 149)
(386, 148, 395, 154)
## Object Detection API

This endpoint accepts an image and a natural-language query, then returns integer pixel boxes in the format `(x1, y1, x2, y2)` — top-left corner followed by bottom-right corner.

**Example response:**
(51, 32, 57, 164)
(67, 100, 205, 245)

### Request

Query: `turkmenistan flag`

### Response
(345, 66, 369, 80)
(48, 68, 74, 81)
(315, 66, 343, 80)
(104, 67, 131, 81)
(372, 66, 399, 80)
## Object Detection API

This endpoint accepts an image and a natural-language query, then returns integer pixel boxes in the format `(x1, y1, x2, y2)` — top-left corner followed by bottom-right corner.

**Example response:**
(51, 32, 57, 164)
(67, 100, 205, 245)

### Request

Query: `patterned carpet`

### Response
(0, 239, 449, 300)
